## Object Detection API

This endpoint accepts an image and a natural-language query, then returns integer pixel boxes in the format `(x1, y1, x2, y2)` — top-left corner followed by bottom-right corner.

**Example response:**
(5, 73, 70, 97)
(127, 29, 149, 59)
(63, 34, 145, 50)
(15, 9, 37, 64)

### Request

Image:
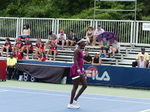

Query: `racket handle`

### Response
(72, 76, 80, 80)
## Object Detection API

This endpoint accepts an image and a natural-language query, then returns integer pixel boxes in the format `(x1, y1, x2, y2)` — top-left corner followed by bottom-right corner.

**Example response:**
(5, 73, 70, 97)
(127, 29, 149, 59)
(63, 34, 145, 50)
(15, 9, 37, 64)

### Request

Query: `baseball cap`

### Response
(37, 38, 41, 41)
(98, 24, 101, 27)
(17, 37, 22, 40)
(141, 47, 145, 50)
(25, 38, 29, 41)
(77, 39, 86, 44)
(140, 54, 144, 57)
(60, 30, 64, 34)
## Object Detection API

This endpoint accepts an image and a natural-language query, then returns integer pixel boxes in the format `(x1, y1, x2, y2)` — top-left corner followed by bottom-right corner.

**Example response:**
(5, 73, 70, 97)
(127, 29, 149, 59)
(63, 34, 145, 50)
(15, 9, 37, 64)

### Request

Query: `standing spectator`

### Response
(109, 38, 120, 58)
(83, 49, 92, 64)
(6, 52, 17, 80)
(13, 37, 23, 52)
(85, 26, 94, 45)
(46, 40, 57, 61)
(37, 50, 46, 61)
(132, 47, 149, 67)
(99, 36, 110, 58)
(66, 29, 77, 50)
(1, 38, 12, 57)
(92, 53, 102, 65)
(45, 31, 57, 49)
(138, 54, 146, 68)
(56, 30, 66, 50)
(93, 24, 105, 46)
(18, 24, 30, 39)
(35, 38, 45, 58)
(22, 38, 33, 59)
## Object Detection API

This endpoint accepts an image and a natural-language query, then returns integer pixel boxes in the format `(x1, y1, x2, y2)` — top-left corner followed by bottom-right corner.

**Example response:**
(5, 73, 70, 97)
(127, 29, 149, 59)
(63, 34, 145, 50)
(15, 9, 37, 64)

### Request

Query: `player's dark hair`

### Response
(5, 37, 10, 42)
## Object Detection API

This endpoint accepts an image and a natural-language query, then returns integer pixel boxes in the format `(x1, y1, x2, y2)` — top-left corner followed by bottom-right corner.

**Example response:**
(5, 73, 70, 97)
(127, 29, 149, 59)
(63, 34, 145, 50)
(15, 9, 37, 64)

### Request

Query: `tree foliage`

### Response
(0, 0, 149, 20)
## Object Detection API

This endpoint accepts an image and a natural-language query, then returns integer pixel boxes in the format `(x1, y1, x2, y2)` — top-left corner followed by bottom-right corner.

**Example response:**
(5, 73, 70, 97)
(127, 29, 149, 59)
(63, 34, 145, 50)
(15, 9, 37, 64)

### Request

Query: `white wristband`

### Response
(77, 69, 81, 73)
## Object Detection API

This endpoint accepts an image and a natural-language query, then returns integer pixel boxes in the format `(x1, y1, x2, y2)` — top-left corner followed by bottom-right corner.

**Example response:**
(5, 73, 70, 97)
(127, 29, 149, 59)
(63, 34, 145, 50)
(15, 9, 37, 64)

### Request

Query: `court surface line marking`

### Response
(1, 86, 150, 101)
(139, 109, 150, 112)
(2, 89, 150, 105)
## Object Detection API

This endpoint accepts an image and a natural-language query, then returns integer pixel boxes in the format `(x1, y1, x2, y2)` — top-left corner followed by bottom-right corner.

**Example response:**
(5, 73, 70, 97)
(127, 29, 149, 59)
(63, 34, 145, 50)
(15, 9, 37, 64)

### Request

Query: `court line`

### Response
(139, 109, 150, 112)
(2, 89, 150, 105)
(1, 86, 150, 101)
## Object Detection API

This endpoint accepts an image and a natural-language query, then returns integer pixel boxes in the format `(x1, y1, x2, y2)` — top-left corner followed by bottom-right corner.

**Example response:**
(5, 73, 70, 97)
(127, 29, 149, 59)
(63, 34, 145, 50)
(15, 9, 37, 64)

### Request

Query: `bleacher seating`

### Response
(1, 37, 149, 67)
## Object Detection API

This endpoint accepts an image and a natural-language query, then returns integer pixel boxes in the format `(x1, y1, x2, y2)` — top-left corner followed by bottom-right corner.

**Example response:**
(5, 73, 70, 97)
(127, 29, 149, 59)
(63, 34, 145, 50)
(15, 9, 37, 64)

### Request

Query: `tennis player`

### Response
(67, 38, 87, 109)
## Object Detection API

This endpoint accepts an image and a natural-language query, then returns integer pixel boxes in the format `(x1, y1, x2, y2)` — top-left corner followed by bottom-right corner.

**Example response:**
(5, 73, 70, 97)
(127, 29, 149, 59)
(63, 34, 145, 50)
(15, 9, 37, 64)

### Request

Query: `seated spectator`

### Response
(93, 24, 105, 46)
(13, 37, 23, 52)
(14, 46, 26, 60)
(45, 31, 57, 49)
(85, 26, 94, 45)
(35, 38, 45, 58)
(99, 36, 110, 58)
(46, 40, 57, 61)
(21, 38, 33, 59)
(83, 49, 92, 64)
(132, 47, 149, 67)
(18, 24, 30, 39)
(92, 53, 102, 65)
(6, 52, 17, 80)
(1, 38, 12, 57)
(56, 30, 66, 50)
(36, 50, 46, 61)
(66, 29, 77, 50)
(138, 54, 146, 68)
(109, 38, 120, 58)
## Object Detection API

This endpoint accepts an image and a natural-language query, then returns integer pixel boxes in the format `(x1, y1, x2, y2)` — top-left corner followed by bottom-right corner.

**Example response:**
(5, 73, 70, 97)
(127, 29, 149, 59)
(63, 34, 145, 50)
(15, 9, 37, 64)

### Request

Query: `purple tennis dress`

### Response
(70, 47, 84, 77)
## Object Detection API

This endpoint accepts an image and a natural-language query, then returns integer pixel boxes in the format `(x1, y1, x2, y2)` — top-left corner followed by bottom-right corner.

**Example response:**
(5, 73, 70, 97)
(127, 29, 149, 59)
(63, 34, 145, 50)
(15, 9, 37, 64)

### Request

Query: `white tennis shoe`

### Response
(73, 100, 80, 108)
(67, 103, 79, 109)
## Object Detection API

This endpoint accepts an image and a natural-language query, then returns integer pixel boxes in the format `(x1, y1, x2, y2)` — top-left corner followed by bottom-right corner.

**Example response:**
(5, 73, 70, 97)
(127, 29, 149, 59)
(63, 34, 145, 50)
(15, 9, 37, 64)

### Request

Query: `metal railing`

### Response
(0, 17, 150, 45)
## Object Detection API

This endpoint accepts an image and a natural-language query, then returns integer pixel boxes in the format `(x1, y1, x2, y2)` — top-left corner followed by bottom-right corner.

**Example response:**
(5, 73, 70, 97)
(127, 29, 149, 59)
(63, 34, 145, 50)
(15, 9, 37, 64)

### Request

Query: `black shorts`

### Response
(4, 48, 12, 52)
(24, 49, 33, 54)
(58, 41, 66, 45)
(100, 47, 109, 52)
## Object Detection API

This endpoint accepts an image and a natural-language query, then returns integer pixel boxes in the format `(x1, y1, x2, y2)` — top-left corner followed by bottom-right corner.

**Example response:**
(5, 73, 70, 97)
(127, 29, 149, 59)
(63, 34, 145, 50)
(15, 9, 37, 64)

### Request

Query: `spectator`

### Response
(56, 30, 66, 50)
(109, 38, 120, 58)
(92, 53, 102, 65)
(93, 24, 105, 46)
(22, 38, 33, 59)
(35, 38, 45, 59)
(99, 36, 110, 58)
(18, 24, 30, 39)
(6, 52, 17, 80)
(85, 26, 94, 45)
(14, 47, 26, 60)
(46, 40, 57, 61)
(13, 37, 23, 52)
(37, 50, 46, 61)
(83, 49, 92, 64)
(1, 38, 12, 57)
(45, 31, 57, 49)
(132, 47, 149, 67)
(66, 29, 77, 50)
(138, 54, 146, 68)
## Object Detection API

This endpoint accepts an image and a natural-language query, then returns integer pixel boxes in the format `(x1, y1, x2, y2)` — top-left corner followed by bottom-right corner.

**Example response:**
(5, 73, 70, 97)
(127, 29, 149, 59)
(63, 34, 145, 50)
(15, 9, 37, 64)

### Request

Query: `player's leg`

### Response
(74, 76, 87, 101)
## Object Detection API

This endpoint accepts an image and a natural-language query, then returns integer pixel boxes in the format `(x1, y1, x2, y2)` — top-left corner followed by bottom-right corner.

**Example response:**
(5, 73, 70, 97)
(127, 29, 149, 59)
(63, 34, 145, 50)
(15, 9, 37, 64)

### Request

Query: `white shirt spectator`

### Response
(139, 60, 145, 68)
(111, 42, 120, 52)
(57, 34, 66, 41)
(94, 29, 105, 36)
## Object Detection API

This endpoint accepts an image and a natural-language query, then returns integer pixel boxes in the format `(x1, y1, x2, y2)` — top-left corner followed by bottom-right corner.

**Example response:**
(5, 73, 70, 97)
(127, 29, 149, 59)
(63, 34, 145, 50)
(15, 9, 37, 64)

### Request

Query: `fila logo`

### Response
(92, 71, 110, 81)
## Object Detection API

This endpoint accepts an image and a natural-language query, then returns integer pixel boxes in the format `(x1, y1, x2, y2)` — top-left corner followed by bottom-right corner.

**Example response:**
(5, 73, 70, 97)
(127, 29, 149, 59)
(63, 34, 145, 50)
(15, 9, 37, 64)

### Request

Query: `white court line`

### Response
(139, 109, 150, 112)
(1, 86, 150, 101)
(0, 90, 9, 92)
(4, 89, 150, 105)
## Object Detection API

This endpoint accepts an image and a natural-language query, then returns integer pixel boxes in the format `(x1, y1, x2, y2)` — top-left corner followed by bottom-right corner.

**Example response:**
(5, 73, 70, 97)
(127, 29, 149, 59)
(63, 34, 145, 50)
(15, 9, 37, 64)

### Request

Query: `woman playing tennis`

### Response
(67, 39, 87, 109)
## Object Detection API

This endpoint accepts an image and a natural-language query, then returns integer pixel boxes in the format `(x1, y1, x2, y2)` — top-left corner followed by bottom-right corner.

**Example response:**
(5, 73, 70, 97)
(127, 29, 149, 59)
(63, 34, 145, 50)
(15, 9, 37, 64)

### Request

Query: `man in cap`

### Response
(83, 49, 92, 64)
(132, 47, 149, 67)
(56, 30, 66, 50)
(6, 52, 17, 80)
(93, 24, 105, 46)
